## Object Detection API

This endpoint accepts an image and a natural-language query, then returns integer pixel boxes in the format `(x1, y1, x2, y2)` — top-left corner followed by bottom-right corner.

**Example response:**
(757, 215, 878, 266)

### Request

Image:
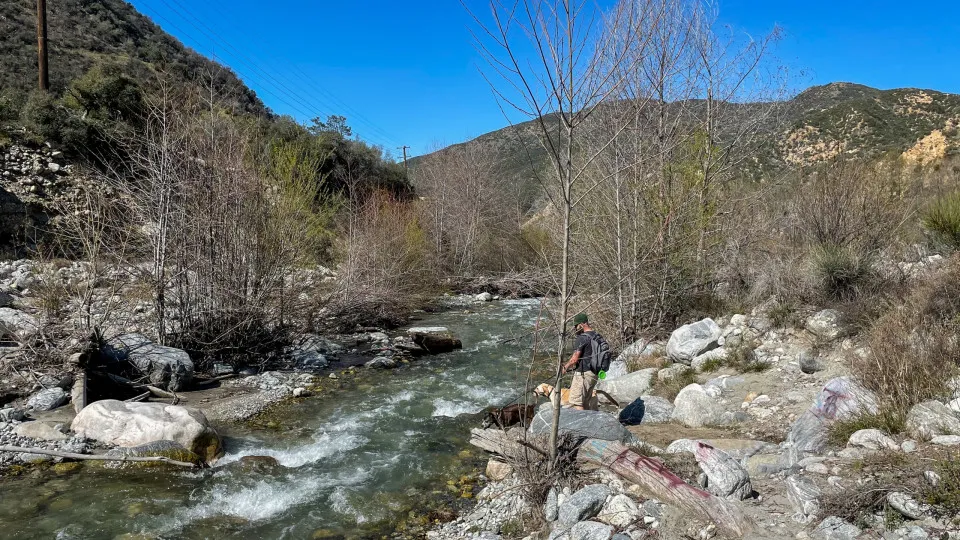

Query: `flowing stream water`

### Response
(0, 298, 548, 539)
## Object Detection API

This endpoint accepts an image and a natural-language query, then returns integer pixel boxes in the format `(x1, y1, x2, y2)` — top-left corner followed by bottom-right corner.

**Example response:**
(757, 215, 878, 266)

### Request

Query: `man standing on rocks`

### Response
(561, 313, 605, 411)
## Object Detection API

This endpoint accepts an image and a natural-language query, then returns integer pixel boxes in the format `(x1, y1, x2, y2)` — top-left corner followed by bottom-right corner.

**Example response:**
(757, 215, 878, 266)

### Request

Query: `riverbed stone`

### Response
(103, 333, 194, 391)
(905, 400, 960, 440)
(13, 421, 68, 441)
(666, 318, 721, 364)
(786, 474, 821, 523)
(887, 491, 926, 520)
(0, 307, 38, 344)
(485, 459, 513, 481)
(813, 516, 861, 540)
(596, 368, 657, 404)
(637, 395, 673, 423)
(545, 487, 559, 522)
(806, 309, 843, 340)
(847, 429, 898, 451)
(26, 387, 68, 411)
(550, 521, 614, 540)
(596, 494, 642, 528)
(104, 440, 203, 467)
(671, 384, 725, 428)
(557, 484, 610, 526)
(71, 400, 223, 463)
(365, 356, 398, 369)
(529, 409, 634, 443)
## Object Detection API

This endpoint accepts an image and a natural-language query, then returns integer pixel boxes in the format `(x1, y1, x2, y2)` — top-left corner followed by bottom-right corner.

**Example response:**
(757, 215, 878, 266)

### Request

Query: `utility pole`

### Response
(37, 0, 49, 91)
(398, 145, 410, 175)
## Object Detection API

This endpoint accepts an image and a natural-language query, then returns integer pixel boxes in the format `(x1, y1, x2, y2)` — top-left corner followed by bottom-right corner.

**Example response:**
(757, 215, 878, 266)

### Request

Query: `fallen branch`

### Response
(0, 446, 197, 468)
(103, 373, 177, 400)
(124, 391, 150, 403)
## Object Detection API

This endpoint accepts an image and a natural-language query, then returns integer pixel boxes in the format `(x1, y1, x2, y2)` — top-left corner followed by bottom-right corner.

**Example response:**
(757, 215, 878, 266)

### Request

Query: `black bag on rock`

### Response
(618, 397, 645, 426)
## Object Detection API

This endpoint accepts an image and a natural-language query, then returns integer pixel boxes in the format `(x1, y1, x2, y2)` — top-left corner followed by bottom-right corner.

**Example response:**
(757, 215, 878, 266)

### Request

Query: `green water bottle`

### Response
(598, 370, 606, 380)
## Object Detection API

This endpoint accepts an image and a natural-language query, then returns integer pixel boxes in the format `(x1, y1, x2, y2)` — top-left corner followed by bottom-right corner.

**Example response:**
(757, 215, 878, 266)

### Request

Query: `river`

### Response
(0, 298, 548, 539)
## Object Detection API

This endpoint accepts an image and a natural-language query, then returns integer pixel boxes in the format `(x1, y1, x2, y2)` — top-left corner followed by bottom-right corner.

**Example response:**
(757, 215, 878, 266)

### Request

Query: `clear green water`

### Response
(0, 299, 548, 539)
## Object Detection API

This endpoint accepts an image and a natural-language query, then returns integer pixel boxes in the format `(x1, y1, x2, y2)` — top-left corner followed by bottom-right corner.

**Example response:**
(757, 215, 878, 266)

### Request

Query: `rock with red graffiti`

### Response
(786, 377, 879, 459)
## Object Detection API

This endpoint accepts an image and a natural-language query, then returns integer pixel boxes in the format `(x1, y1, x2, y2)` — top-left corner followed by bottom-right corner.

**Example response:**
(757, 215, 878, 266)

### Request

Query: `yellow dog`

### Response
(534, 383, 615, 409)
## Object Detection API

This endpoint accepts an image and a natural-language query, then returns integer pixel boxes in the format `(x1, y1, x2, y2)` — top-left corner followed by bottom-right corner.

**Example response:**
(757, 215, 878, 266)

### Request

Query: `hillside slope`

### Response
(412, 83, 960, 210)
(0, 0, 266, 116)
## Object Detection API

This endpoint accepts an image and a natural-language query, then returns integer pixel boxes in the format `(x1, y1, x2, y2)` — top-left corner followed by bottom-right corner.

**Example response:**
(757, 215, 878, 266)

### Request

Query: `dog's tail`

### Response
(595, 390, 620, 408)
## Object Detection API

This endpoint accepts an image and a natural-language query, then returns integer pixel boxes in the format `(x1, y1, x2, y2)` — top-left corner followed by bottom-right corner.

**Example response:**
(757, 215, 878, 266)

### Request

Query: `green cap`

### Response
(573, 313, 588, 325)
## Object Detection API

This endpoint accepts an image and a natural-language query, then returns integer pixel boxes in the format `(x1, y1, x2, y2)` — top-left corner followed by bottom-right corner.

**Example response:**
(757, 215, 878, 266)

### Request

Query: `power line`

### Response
(148, 0, 403, 149)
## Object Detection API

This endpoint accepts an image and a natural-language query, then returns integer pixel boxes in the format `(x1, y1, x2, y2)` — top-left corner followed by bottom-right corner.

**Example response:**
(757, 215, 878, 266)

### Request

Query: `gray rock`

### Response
(637, 395, 673, 423)
(847, 429, 898, 451)
(18, 452, 52, 464)
(596, 368, 657, 404)
(603, 360, 629, 380)
(529, 409, 634, 443)
(26, 387, 68, 411)
(557, 484, 611, 526)
(671, 384, 725, 427)
(924, 470, 941, 487)
(545, 487, 559, 521)
(889, 525, 930, 540)
(0, 407, 26, 421)
(799, 352, 823, 374)
(906, 401, 960, 440)
(365, 356, 398, 369)
(787, 377, 879, 457)
(475, 292, 493, 302)
(564, 521, 614, 540)
(806, 309, 843, 340)
(786, 475, 821, 523)
(678, 441, 752, 500)
(813, 516, 862, 540)
(691, 347, 729, 371)
(104, 334, 194, 391)
(666, 319, 721, 364)
(0, 307, 38, 344)
(0, 291, 13, 308)
(13, 421, 68, 441)
(931, 435, 960, 446)
(901, 440, 918, 453)
(596, 494, 641, 528)
(657, 363, 690, 382)
(887, 492, 926, 520)
(286, 335, 331, 370)
(615, 340, 662, 364)
(641, 500, 662, 520)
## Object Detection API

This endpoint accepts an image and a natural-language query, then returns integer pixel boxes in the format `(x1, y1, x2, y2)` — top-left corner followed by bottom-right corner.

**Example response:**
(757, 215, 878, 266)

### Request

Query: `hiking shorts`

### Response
(569, 371, 598, 409)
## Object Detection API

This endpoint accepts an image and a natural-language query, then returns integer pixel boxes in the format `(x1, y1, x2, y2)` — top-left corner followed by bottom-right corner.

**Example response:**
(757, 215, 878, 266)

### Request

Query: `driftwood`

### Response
(470, 428, 548, 461)
(578, 439, 753, 538)
(0, 446, 197, 468)
(124, 391, 151, 403)
(103, 373, 178, 402)
(469, 430, 752, 538)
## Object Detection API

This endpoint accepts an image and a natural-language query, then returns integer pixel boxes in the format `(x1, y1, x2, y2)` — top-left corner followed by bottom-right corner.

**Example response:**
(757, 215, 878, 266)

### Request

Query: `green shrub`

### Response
(20, 90, 63, 142)
(923, 192, 960, 250)
(813, 245, 877, 300)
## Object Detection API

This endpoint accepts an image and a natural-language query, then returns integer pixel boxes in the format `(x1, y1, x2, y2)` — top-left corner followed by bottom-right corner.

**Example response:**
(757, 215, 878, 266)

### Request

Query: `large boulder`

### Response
(671, 384, 725, 427)
(26, 387, 68, 411)
(71, 400, 222, 463)
(787, 378, 879, 457)
(603, 360, 629, 380)
(557, 484, 610, 526)
(104, 440, 203, 467)
(0, 307, 38, 344)
(596, 368, 657, 404)
(529, 408, 634, 443)
(666, 319, 721, 364)
(412, 332, 462, 354)
(905, 401, 960, 440)
(104, 334, 194, 391)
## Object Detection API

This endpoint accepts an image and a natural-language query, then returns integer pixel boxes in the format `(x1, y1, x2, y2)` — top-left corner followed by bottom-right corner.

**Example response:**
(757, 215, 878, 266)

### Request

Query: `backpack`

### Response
(618, 397, 646, 426)
(585, 332, 612, 375)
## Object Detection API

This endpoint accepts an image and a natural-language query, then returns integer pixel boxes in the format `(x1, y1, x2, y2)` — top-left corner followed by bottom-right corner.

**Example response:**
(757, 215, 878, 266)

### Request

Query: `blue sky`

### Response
(127, 0, 960, 159)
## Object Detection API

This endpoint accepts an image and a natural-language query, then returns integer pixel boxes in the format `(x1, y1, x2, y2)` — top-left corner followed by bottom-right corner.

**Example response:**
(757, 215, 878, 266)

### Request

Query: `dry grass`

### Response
(649, 369, 698, 401)
(852, 256, 960, 418)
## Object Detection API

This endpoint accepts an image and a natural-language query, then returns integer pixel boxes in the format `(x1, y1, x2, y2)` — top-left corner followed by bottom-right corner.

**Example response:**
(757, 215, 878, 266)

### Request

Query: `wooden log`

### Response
(469, 428, 547, 461)
(0, 446, 197, 468)
(578, 439, 753, 538)
(124, 391, 150, 403)
(104, 373, 176, 399)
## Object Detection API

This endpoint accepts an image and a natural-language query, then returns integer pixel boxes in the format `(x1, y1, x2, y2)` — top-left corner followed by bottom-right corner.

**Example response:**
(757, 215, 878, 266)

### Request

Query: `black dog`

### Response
(481, 403, 537, 429)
